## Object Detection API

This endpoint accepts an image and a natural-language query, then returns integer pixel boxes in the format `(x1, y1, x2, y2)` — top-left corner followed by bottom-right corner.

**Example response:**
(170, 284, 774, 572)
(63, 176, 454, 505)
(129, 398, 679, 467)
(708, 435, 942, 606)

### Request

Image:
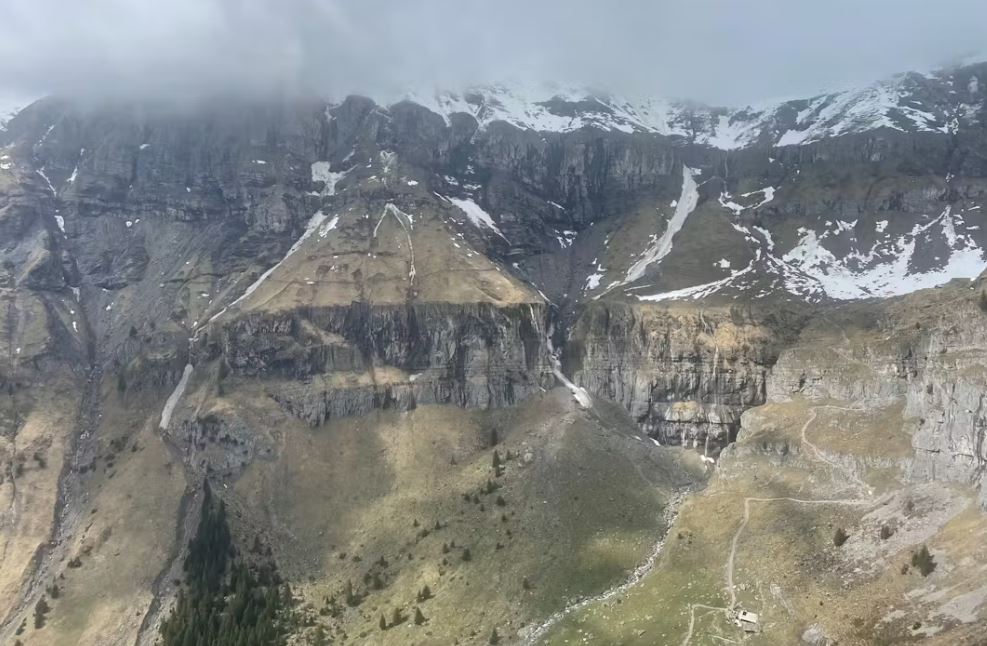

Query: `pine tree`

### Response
(414, 607, 427, 625)
(912, 544, 937, 576)
(490, 627, 500, 644)
(158, 480, 291, 646)
(33, 596, 50, 629)
(379, 614, 388, 631)
(417, 584, 432, 601)
(391, 607, 406, 626)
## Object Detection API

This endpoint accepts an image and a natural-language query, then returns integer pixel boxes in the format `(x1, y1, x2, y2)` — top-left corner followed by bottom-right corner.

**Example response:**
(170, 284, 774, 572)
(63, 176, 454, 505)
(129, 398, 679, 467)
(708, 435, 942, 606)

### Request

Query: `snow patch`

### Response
(637, 262, 755, 302)
(311, 161, 349, 196)
(447, 196, 508, 240)
(36, 168, 56, 196)
(622, 166, 699, 284)
(782, 207, 986, 299)
(159, 364, 194, 429)
(374, 203, 417, 281)
(222, 209, 334, 314)
(318, 215, 340, 238)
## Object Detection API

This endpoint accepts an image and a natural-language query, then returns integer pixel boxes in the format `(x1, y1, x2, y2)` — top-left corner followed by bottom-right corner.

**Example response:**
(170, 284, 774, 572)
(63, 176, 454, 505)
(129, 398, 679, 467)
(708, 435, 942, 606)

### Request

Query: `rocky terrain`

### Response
(0, 59, 985, 645)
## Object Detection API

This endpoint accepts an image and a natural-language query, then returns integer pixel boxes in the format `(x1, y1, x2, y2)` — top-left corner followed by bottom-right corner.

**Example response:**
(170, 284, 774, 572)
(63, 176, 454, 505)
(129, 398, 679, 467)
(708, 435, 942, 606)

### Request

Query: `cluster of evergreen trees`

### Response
(158, 483, 292, 646)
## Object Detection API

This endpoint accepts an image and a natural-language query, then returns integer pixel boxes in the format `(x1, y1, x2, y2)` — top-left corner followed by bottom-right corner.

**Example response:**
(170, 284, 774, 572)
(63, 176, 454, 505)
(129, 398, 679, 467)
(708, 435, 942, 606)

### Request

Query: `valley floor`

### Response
(540, 397, 987, 645)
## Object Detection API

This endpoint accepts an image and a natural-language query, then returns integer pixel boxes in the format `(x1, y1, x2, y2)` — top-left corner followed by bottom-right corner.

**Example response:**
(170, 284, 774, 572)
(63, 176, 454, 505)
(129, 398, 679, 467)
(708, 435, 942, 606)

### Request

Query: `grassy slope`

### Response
(224, 387, 703, 645)
(6, 382, 187, 646)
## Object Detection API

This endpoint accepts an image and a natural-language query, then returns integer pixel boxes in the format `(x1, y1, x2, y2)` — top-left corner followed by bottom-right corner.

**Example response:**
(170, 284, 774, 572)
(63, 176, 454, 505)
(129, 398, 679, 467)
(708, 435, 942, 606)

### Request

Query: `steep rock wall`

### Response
(565, 301, 803, 451)
(757, 279, 987, 507)
(212, 301, 555, 425)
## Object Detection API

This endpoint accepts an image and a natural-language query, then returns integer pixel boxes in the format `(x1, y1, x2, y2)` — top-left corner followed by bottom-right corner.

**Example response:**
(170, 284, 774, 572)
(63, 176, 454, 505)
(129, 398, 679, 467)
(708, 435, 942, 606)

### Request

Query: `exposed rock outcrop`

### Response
(215, 301, 554, 425)
(565, 301, 805, 451)
(754, 277, 987, 507)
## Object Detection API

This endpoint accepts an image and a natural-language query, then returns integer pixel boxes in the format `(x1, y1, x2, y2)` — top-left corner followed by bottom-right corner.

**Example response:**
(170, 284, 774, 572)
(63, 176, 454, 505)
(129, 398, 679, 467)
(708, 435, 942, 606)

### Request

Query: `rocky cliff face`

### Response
(564, 302, 803, 451)
(758, 277, 987, 507)
(213, 301, 553, 426)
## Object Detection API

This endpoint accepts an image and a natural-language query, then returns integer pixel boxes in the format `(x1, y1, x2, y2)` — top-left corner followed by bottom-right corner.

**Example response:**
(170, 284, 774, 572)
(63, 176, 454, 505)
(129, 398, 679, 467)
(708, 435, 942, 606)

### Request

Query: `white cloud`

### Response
(0, 0, 984, 105)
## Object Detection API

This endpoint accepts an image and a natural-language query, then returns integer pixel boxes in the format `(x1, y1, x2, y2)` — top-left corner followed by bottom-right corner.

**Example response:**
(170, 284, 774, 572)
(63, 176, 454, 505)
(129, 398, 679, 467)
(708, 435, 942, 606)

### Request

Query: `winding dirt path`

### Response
(520, 490, 689, 645)
(684, 401, 881, 645)
(723, 495, 872, 608)
(526, 401, 883, 646)
(799, 404, 873, 496)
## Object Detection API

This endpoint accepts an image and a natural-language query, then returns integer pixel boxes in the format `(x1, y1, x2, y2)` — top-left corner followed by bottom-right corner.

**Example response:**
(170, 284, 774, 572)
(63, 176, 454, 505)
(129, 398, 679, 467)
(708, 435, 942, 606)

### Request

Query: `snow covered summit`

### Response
(402, 61, 986, 150)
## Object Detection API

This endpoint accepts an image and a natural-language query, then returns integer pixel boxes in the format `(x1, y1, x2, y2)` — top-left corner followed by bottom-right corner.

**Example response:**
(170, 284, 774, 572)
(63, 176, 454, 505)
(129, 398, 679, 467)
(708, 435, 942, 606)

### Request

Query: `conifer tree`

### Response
(417, 584, 432, 601)
(391, 607, 405, 626)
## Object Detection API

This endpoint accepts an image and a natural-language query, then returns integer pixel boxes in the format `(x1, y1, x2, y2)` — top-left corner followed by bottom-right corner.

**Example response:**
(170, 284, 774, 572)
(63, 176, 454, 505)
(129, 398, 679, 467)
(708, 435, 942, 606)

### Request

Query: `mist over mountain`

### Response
(3, 0, 987, 104)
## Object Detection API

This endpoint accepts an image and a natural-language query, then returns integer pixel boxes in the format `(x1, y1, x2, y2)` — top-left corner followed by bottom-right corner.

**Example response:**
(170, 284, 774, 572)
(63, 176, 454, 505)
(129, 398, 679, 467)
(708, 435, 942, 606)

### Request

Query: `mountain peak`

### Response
(394, 60, 987, 149)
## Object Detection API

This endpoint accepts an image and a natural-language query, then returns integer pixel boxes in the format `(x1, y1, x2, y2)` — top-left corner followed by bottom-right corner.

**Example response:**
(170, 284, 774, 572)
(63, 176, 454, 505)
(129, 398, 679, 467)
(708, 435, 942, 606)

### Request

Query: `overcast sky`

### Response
(1, 0, 985, 106)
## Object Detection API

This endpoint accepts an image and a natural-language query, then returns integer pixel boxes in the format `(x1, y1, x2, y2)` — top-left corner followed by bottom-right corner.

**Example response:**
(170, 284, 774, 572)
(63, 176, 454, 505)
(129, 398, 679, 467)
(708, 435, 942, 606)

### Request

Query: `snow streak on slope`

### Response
(636, 202, 987, 304)
(447, 196, 508, 240)
(374, 203, 417, 282)
(637, 264, 756, 303)
(224, 209, 332, 312)
(213, 160, 350, 319)
(159, 364, 193, 429)
(622, 166, 699, 284)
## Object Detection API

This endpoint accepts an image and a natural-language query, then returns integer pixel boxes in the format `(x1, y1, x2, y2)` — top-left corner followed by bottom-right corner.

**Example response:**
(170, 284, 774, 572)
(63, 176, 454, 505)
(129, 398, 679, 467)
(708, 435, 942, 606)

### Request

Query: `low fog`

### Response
(1, 0, 985, 106)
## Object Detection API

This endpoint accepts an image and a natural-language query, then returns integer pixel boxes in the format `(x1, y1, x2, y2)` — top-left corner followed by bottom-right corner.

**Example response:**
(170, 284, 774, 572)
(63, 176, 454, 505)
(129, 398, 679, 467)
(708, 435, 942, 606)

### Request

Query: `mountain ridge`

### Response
(398, 59, 987, 148)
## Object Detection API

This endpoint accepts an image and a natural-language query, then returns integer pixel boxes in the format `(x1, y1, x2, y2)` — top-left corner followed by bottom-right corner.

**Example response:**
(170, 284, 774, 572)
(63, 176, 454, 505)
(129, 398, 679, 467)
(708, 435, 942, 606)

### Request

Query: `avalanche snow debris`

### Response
(621, 166, 699, 285)
(160, 364, 194, 429)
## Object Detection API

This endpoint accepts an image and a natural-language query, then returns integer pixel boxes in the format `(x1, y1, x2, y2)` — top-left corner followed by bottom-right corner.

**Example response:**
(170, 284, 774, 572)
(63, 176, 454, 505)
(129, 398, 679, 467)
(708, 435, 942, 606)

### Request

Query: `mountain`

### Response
(409, 60, 986, 148)
(0, 60, 986, 645)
